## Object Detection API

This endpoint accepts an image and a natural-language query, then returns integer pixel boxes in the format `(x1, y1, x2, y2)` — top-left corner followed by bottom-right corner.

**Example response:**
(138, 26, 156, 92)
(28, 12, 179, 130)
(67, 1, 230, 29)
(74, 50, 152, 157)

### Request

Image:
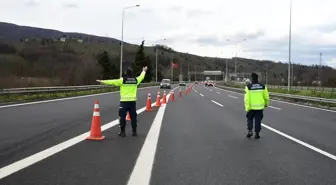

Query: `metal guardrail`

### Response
(267, 85, 334, 92)
(215, 85, 336, 104)
(0, 82, 160, 95)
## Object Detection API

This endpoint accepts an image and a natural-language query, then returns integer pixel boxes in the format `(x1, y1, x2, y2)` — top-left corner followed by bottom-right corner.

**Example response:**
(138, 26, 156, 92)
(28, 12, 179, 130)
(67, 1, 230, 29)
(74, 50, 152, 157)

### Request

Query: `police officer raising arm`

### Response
(244, 73, 269, 139)
(96, 66, 148, 137)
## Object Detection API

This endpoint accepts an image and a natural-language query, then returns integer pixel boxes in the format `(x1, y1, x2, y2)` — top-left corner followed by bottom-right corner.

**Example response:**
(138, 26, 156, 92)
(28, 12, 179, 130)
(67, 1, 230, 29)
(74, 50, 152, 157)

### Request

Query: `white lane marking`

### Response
(211, 100, 224, 107)
(268, 106, 282, 110)
(0, 87, 180, 179)
(200, 94, 204, 97)
(228, 95, 238, 99)
(262, 123, 336, 161)
(214, 86, 336, 113)
(195, 90, 197, 93)
(0, 86, 157, 109)
(216, 92, 220, 94)
(127, 90, 172, 185)
(209, 89, 213, 92)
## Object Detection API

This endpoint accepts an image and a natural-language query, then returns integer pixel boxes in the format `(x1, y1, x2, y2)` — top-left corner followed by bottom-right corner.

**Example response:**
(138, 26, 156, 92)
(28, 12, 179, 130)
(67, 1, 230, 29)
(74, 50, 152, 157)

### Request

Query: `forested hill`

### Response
(0, 22, 335, 88)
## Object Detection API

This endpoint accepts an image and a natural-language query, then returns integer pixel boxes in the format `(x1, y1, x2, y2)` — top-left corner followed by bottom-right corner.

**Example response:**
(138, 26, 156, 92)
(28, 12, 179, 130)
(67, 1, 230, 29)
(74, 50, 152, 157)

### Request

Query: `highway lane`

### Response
(1, 84, 335, 184)
(197, 85, 336, 155)
(151, 84, 336, 185)
(0, 85, 176, 169)
(0, 86, 180, 185)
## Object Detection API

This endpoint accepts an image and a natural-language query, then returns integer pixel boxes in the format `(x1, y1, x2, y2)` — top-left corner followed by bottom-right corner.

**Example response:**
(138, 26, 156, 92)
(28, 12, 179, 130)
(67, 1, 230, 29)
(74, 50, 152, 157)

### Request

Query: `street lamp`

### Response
(226, 38, 247, 83)
(155, 38, 167, 82)
(288, 0, 292, 92)
(120, 5, 140, 77)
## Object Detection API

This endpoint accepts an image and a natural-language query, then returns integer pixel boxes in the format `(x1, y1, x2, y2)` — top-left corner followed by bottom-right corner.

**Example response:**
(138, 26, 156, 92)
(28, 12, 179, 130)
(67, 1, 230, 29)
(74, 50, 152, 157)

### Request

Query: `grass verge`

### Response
(215, 83, 335, 110)
(0, 83, 159, 105)
(218, 82, 335, 99)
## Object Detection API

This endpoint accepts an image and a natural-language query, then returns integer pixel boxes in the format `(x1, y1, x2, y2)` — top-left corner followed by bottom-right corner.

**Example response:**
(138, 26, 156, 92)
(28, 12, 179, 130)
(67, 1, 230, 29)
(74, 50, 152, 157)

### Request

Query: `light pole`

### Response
(155, 38, 166, 82)
(120, 5, 140, 77)
(288, 0, 292, 92)
(227, 39, 246, 83)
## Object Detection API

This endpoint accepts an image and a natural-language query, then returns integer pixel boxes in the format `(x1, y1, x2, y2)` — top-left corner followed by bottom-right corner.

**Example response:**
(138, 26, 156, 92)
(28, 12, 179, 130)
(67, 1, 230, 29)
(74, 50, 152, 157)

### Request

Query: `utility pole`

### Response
(318, 53, 322, 84)
(188, 63, 190, 82)
(266, 62, 268, 85)
(287, 0, 292, 92)
(225, 59, 228, 82)
(194, 66, 196, 81)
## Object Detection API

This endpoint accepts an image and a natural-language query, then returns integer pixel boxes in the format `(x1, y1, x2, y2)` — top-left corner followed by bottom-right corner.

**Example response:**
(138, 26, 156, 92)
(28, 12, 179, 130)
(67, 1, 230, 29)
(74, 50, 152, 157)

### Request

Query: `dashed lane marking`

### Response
(211, 100, 224, 107)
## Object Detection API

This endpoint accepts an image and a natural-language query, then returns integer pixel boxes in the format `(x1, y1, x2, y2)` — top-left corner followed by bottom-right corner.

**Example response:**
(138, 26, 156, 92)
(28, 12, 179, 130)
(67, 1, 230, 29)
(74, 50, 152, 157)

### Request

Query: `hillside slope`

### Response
(0, 22, 335, 88)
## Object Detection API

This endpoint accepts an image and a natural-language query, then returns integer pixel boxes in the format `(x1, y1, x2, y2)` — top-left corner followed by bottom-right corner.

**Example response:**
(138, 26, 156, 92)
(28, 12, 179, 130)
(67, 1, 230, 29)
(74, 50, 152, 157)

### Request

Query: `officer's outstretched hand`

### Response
(143, 66, 148, 72)
(96, 80, 103, 84)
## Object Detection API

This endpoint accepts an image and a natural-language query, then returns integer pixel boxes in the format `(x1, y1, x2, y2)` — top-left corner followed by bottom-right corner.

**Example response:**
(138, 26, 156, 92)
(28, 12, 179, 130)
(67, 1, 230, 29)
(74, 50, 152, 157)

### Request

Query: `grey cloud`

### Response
(186, 9, 212, 18)
(317, 23, 336, 33)
(24, 0, 39, 6)
(192, 30, 265, 47)
(242, 35, 336, 66)
(168, 6, 183, 13)
(63, 3, 79, 8)
(194, 35, 224, 47)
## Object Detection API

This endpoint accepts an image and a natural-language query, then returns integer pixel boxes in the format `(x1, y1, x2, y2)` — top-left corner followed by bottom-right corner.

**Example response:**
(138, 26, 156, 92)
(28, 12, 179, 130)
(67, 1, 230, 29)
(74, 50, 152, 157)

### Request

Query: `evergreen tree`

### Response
(97, 50, 118, 79)
(143, 56, 153, 82)
(132, 40, 146, 76)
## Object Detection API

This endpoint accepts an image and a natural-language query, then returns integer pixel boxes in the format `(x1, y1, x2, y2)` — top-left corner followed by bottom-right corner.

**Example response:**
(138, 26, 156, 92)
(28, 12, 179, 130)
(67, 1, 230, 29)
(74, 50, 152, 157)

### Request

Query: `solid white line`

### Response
(228, 95, 238, 99)
(268, 106, 282, 110)
(216, 92, 220, 94)
(211, 100, 224, 107)
(214, 86, 336, 113)
(0, 89, 170, 179)
(127, 91, 172, 185)
(200, 94, 204, 97)
(262, 123, 336, 161)
(0, 86, 157, 109)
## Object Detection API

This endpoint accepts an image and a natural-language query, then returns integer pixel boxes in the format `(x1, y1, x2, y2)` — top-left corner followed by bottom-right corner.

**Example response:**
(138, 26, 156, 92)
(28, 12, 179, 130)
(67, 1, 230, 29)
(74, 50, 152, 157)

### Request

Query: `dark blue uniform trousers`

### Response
(246, 110, 263, 133)
(119, 101, 137, 132)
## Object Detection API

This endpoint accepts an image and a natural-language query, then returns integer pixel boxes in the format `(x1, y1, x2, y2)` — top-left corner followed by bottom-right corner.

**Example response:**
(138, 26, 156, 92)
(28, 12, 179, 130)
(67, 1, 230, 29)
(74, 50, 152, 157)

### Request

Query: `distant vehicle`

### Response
(205, 80, 215, 87)
(194, 81, 199, 84)
(160, 79, 171, 89)
(179, 81, 186, 86)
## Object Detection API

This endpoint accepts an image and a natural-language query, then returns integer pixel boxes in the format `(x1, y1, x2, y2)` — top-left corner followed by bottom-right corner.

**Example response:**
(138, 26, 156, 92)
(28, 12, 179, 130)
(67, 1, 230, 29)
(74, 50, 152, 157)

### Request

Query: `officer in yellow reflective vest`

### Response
(244, 73, 269, 139)
(97, 66, 147, 137)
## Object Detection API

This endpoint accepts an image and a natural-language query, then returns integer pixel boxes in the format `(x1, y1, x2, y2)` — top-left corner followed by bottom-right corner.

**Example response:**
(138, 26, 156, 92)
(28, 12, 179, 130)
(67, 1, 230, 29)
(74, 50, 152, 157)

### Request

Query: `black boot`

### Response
(255, 132, 260, 139)
(246, 130, 253, 138)
(119, 127, 126, 137)
(132, 128, 137, 137)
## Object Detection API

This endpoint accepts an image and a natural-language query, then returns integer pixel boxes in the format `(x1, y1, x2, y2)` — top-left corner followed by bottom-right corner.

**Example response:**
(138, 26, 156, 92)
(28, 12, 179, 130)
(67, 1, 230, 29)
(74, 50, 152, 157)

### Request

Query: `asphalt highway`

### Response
(0, 83, 335, 185)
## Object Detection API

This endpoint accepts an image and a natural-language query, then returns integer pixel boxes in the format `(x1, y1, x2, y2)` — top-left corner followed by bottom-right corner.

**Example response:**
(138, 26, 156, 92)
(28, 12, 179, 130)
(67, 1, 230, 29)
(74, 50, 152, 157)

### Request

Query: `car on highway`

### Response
(179, 81, 186, 86)
(160, 79, 171, 89)
(205, 80, 215, 87)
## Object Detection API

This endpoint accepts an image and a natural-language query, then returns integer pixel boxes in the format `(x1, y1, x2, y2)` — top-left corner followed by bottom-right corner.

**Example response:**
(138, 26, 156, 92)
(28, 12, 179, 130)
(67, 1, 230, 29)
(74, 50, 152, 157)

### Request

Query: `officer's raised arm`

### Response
(96, 78, 123, 86)
(136, 66, 148, 85)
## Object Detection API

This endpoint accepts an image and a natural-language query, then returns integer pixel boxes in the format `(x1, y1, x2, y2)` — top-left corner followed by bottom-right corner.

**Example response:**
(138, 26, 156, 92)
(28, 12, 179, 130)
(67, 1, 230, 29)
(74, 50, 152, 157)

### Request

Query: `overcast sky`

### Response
(1, 0, 336, 68)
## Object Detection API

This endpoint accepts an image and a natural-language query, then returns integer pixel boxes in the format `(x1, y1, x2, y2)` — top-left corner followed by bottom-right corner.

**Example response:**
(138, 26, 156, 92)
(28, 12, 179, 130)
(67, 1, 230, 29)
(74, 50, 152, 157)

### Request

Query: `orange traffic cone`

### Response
(145, 92, 152, 111)
(155, 91, 161, 107)
(126, 112, 131, 120)
(87, 100, 105, 140)
(170, 91, 175, 101)
(162, 91, 167, 104)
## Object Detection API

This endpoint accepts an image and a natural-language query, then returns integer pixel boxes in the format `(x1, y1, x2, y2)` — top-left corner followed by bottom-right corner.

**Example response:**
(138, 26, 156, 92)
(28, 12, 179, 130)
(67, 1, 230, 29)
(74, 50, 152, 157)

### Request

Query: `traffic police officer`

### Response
(97, 66, 147, 137)
(244, 73, 269, 139)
